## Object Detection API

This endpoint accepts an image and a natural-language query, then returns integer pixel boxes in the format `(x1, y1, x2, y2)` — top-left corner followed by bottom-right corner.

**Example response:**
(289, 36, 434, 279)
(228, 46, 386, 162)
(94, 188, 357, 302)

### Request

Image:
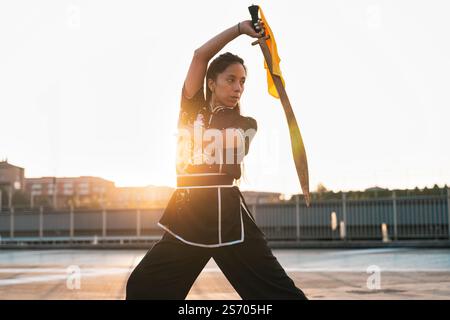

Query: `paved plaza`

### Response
(1, 248, 449, 299)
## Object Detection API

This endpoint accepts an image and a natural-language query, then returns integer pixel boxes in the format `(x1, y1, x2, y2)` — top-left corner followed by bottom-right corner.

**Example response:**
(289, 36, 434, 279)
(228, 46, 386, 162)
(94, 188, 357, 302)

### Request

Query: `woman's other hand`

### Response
(239, 20, 265, 38)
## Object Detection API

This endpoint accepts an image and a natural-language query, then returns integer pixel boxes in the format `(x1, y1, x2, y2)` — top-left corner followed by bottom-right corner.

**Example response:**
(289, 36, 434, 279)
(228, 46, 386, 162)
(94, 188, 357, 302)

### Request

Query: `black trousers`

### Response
(126, 210, 307, 300)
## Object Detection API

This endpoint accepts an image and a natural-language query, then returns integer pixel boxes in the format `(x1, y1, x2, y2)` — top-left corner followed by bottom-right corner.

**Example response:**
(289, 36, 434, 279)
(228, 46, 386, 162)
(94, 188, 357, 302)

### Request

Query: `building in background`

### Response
(25, 176, 116, 209)
(0, 159, 25, 192)
(0, 159, 26, 210)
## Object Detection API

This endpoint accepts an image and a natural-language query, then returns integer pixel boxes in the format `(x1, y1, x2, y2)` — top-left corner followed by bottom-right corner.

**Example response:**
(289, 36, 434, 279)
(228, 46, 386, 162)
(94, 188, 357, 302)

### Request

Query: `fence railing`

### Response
(252, 193, 449, 241)
(1, 192, 449, 244)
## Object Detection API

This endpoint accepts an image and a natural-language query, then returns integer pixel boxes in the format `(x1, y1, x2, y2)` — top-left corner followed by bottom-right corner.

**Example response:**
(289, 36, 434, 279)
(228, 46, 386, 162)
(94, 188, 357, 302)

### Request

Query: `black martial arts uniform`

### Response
(126, 84, 307, 300)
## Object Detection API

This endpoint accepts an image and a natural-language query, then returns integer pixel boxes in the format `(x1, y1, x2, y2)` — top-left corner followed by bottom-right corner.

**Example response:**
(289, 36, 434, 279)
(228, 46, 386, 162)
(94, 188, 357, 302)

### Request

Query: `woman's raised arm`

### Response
(183, 20, 264, 98)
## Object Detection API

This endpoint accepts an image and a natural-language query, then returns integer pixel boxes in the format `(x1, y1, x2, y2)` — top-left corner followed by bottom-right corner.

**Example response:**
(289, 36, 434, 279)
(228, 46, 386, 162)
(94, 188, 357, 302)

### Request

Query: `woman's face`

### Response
(208, 63, 246, 108)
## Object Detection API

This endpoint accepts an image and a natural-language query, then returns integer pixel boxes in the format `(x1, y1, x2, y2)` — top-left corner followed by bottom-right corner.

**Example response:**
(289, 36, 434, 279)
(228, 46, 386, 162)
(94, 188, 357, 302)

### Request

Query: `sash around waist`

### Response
(177, 173, 234, 188)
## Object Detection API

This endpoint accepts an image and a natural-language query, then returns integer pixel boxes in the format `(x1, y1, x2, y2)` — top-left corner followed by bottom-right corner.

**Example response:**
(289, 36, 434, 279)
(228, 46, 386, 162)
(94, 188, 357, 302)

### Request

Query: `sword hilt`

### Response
(251, 35, 270, 46)
(248, 4, 266, 37)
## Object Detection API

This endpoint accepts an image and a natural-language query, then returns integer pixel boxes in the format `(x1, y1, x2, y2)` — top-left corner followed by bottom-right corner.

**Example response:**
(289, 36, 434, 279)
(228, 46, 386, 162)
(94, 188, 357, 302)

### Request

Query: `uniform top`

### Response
(176, 84, 257, 180)
(157, 84, 261, 247)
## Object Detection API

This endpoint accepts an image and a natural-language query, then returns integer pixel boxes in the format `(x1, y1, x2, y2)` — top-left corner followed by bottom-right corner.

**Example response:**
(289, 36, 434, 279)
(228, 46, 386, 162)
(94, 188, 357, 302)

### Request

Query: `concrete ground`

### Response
(0, 248, 449, 300)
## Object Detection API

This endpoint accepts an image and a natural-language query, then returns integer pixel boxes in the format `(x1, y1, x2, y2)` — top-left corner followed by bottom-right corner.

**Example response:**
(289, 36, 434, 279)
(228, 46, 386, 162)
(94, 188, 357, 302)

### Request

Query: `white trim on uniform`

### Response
(240, 197, 256, 223)
(239, 197, 245, 239)
(218, 187, 222, 244)
(157, 222, 245, 248)
(158, 181, 259, 247)
(158, 199, 254, 248)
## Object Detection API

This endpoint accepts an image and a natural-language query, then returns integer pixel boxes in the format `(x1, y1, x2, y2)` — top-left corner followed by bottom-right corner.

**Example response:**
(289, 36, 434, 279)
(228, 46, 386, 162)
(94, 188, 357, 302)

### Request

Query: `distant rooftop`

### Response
(0, 159, 24, 170)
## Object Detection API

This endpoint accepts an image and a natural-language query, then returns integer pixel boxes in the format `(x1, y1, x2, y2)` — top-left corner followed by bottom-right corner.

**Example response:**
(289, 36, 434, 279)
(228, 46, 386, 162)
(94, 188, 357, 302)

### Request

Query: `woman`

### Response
(126, 20, 308, 300)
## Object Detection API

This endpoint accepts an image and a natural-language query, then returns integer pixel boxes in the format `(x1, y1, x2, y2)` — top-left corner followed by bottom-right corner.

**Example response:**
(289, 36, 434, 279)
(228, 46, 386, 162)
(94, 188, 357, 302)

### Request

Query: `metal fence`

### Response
(1, 191, 449, 244)
(252, 193, 450, 241)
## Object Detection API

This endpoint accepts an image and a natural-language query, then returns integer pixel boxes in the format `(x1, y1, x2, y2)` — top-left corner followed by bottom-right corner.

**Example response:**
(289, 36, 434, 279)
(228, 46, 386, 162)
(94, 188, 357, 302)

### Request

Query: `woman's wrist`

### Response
(237, 22, 241, 36)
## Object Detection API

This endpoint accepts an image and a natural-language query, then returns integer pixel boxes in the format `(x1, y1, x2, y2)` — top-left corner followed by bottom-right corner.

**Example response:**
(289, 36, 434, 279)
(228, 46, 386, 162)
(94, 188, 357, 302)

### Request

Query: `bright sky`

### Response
(0, 0, 449, 195)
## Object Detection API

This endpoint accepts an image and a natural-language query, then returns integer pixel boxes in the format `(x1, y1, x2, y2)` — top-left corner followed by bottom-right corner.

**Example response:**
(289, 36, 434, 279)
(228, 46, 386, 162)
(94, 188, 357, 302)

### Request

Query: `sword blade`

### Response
(255, 37, 311, 207)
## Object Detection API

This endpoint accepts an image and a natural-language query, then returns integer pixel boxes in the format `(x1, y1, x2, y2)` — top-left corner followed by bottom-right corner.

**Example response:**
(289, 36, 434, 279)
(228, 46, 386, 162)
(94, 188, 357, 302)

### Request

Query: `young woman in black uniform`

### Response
(126, 20, 308, 300)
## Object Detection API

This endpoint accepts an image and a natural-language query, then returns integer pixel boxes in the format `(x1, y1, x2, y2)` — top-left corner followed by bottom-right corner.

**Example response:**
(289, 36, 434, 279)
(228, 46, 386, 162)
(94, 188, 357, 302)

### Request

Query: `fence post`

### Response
(8, 186, 12, 210)
(136, 209, 141, 237)
(10, 206, 14, 238)
(70, 204, 74, 239)
(447, 187, 450, 240)
(392, 191, 398, 241)
(342, 193, 347, 240)
(39, 206, 44, 238)
(295, 195, 300, 240)
(52, 177, 57, 210)
(102, 207, 107, 238)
